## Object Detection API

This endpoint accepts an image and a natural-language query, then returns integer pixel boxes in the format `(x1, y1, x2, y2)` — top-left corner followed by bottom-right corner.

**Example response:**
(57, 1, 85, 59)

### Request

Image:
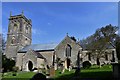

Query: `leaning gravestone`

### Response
(50, 66, 55, 78)
(62, 67, 65, 73)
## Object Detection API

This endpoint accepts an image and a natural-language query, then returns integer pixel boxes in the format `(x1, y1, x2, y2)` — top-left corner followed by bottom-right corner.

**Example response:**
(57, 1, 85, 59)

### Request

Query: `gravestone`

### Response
(62, 68, 65, 73)
(69, 66, 72, 71)
(112, 63, 120, 79)
(50, 66, 55, 78)
(74, 50, 81, 79)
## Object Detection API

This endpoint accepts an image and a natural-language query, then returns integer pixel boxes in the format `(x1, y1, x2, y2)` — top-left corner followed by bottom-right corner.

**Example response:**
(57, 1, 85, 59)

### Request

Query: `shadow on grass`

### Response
(2, 71, 114, 80)
(1, 69, 114, 80)
(54, 71, 114, 80)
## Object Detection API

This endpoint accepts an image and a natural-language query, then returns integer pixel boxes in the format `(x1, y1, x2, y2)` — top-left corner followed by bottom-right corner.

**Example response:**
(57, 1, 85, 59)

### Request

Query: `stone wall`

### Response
(39, 51, 54, 67)
(37, 58, 45, 68)
(16, 53, 25, 70)
(55, 36, 82, 68)
(22, 50, 37, 71)
(81, 49, 118, 65)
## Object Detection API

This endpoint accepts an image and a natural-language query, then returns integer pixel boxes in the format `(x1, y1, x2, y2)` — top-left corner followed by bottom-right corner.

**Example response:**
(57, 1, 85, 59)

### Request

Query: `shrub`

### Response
(82, 61, 91, 69)
(2, 55, 15, 72)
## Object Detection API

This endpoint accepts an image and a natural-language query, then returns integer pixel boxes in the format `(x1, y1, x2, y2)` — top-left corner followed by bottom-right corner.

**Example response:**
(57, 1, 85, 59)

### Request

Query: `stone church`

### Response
(5, 12, 118, 71)
(5, 12, 82, 71)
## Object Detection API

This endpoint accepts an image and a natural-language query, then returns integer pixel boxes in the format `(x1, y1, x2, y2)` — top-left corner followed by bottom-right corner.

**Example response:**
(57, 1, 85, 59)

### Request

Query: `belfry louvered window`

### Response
(13, 24, 17, 32)
(11, 36, 15, 44)
(26, 26, 29, 34)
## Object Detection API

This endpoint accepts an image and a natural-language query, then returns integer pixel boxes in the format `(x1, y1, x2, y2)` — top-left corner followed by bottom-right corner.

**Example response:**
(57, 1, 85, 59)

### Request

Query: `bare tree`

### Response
(80, 24, 118, 65)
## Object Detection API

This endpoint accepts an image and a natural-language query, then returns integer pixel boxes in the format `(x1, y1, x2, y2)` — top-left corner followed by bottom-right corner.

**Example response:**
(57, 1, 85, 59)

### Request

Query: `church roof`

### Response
(18, 43, 58, 52)
(18, 35, 82, 53)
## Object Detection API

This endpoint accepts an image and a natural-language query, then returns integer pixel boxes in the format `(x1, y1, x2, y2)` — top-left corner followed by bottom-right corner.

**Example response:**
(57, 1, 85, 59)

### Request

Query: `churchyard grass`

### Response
(80, 64, 113, 79)
(2, 71, 36, 80)
(54, 64, 113, 80)
(2, 65, 113, 80)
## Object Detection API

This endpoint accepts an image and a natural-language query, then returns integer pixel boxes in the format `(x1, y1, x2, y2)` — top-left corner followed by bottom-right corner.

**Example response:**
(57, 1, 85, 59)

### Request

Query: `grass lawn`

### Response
(2, 65, 113, 80)
(2, 71, 36, 80)
(54, 65, 113, 80)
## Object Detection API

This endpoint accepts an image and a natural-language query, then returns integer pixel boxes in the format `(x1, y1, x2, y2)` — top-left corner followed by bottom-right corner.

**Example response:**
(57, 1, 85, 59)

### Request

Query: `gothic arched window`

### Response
(66, 44, 72, 57)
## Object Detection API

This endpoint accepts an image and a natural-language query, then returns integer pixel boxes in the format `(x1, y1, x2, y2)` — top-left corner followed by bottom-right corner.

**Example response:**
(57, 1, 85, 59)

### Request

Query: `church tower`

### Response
(5, 11, 32, 60)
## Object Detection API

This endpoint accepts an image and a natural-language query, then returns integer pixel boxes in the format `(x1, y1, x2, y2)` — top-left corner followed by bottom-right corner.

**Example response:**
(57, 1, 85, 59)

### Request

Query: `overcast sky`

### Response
(2, 2, 118, 44)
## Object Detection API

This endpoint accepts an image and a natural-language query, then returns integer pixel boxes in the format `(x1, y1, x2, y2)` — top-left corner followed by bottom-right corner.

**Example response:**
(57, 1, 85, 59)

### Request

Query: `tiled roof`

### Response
(19, 43, 58, 52)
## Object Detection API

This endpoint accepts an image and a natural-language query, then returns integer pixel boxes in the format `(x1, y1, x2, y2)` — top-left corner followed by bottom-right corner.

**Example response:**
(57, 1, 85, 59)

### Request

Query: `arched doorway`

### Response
(28, 61, 33, 71)
(65, 58, 71, 69)
(67, 58, 70, 68)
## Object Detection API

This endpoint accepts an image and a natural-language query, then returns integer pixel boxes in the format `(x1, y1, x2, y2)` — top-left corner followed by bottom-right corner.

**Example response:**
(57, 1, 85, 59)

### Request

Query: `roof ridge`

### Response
(18, 43, 58, 52)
